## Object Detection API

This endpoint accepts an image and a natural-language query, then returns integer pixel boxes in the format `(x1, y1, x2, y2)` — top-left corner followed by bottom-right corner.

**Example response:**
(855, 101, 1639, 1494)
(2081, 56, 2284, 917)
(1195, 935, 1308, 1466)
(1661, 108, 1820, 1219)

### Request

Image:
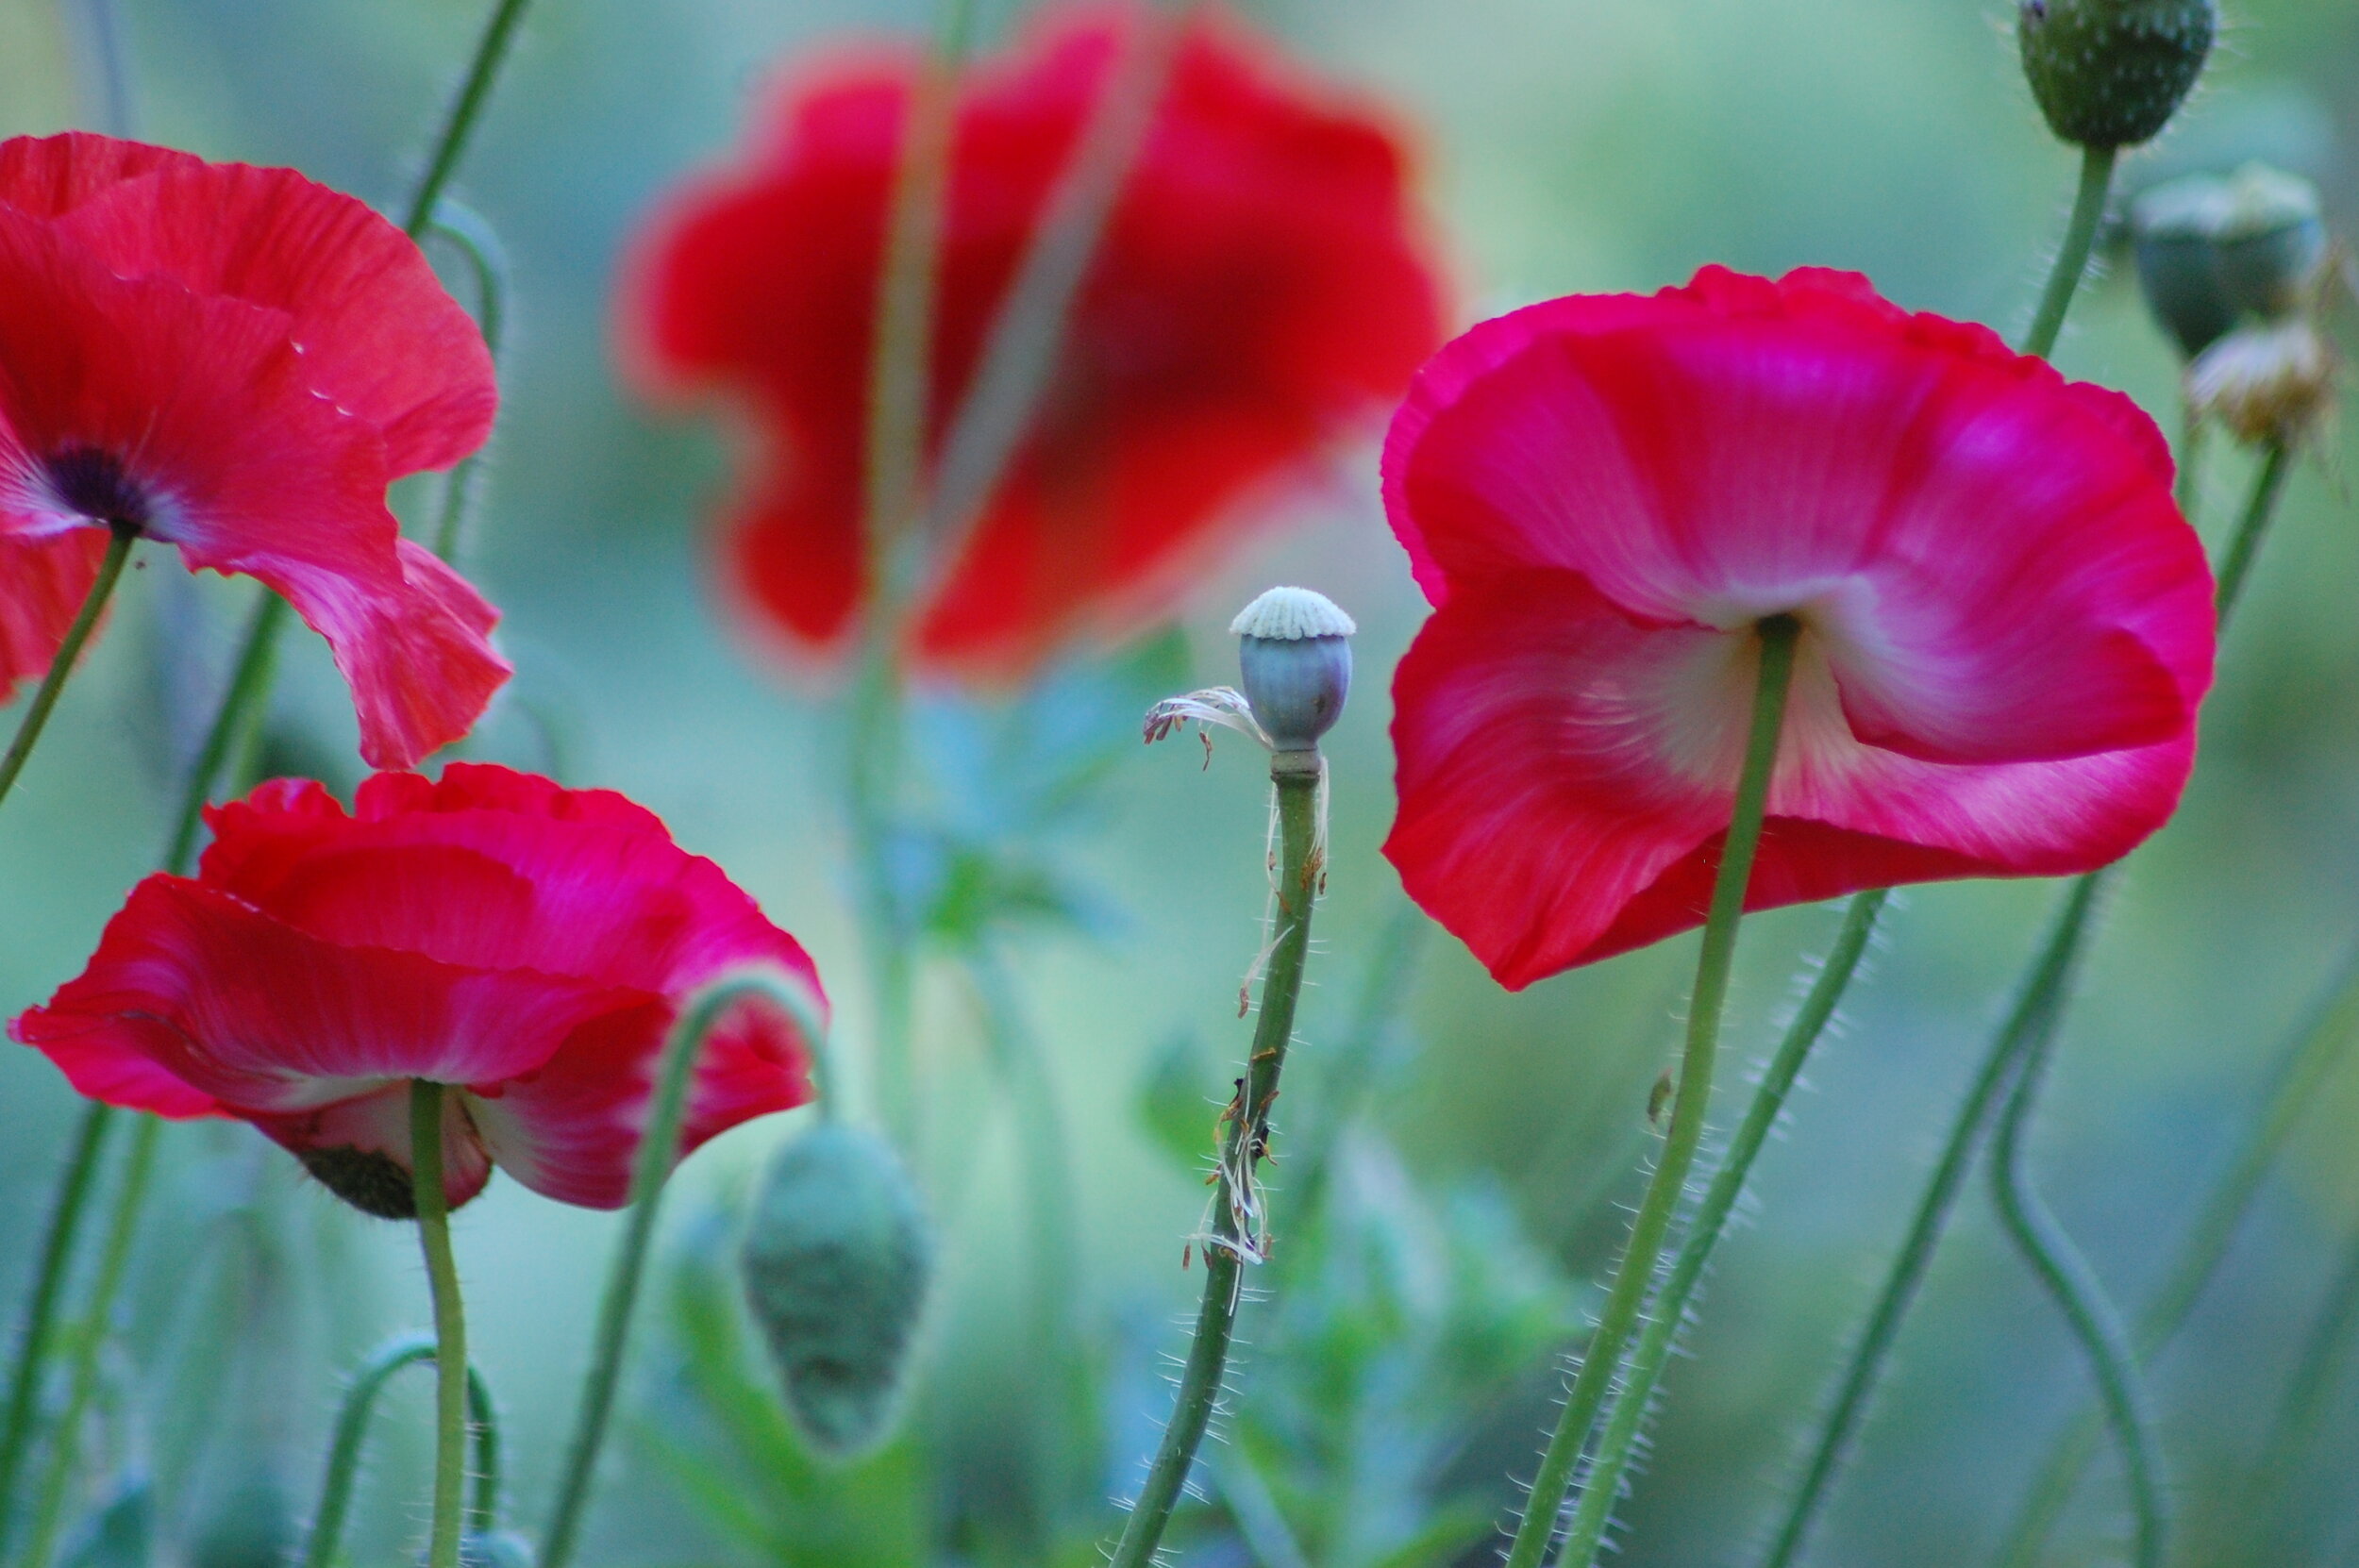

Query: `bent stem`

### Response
(0, 1106, 113, 1557)
(540, 973, 827, 1568)
(1987, 985, 2165, 1568)
(1991, 946, 2359, 1568)
(1504, 616, 1799, 1568)
(1106, 756, 1326, 1568)
(1553, 887, 1887, 1566)
(0, 526, 135, 817)
(301, 1332, 501, 1568)
(410, 1085, 468, 1568)
(2023, 144, 2118, 361)
(1759, 873, 2105, 1568)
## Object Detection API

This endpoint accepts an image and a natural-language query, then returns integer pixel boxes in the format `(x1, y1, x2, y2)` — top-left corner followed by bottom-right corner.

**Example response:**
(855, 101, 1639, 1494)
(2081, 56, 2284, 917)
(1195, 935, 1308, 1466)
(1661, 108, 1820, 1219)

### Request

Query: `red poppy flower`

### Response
(628, 0, 1443, 678)
(1382, 267, 2216, 990)
(13, 763, 824, 1213)
(0, 132, 508, 767)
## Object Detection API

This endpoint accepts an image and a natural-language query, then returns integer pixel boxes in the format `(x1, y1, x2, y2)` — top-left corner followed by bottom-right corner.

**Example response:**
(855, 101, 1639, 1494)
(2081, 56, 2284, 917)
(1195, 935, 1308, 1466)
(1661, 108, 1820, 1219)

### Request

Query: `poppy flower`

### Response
(1382, 267, 2215, 990)
(0, 131, 508, 768)
(13, 763, 824, 1214)
(628, 0, 1443, 679)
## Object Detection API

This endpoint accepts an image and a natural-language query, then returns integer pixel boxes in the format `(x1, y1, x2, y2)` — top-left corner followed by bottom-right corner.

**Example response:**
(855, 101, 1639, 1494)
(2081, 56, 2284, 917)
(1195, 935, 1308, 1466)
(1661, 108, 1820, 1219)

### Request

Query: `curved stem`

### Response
(410, 1085, 467, 1568)
(1990, 930, 2359, 1568)
(1553, 888, 1887, 1566)
(399, 0, 534, 239)
(1987, 989, 2165, 1568)
(17, 1114, 158, 1568)
(1505, 617, 1799, 1568)
(0, 526, 135, 816)
(539, 972, 827, 1568)
(1106, 757, 1326, 1568)
(2022, 145, 2119, 361)
(300, 1333, 500, 1568)
(0, 1105, 114, 1558)
(1758, 872, 2105, 1568)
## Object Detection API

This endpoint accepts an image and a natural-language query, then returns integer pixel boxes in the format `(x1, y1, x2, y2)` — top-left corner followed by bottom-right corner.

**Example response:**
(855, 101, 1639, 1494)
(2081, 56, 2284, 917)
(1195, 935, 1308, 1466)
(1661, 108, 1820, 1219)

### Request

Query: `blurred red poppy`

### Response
(1382, 267, 2217, 989)
(15, 764, 824, 1214)
(628, 0, 1444, 678)
(0, 132, 508, 768)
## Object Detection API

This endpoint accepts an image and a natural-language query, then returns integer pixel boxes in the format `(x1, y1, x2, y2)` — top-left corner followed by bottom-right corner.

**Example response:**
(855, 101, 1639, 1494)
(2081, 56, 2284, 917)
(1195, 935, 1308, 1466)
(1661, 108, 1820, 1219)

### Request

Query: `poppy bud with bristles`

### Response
(2186, 316, 2338, 449)
(2131, 173, 2237, 359)
(2213, 162, 2328, 320)
(740, 1124, 931, 1459)
(2018, 0, 2216, 149)
(1231, 587, 1354, 754)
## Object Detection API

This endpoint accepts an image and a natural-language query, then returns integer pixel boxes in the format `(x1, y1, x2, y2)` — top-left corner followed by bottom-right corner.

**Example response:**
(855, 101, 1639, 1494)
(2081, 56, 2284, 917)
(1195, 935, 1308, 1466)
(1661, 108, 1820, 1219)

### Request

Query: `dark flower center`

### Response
(44, 446, 153, 534)
(298, 1144, 427, 1219)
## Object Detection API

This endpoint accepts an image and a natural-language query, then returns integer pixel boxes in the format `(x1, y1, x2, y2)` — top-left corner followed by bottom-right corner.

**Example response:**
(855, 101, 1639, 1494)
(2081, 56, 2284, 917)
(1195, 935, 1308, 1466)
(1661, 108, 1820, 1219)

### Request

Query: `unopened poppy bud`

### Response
(2018, 0, 2216, 149)
(2186, 317, 2338, 447)
(2131, 173, 2236, 359)
(1230, 587, 1354, 754)
(2213, 163, 2327, 320)
(740, 1124, 931, 1459)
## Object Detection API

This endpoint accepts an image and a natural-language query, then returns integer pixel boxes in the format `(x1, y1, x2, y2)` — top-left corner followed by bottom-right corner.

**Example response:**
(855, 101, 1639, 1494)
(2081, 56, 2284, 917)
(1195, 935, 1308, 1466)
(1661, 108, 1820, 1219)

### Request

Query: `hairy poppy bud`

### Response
(2018, 0, 2216, 149)
(1231, 587, 1354, 754)
(2131, 173, 2236, 359)
(2186, 317, 2338, 447)
(2213, 163, 2327, 320)
(740, 1124, 931, 1458)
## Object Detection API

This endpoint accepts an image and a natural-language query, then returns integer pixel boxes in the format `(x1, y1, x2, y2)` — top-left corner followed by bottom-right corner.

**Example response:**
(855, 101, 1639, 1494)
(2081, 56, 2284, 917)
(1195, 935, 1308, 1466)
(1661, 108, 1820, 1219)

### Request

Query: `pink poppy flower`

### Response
(1382, 267, 2216, 989)
(0, 132, 509, 768)
(627, 0, 1443, 679)
(14, 764, 824, 1213)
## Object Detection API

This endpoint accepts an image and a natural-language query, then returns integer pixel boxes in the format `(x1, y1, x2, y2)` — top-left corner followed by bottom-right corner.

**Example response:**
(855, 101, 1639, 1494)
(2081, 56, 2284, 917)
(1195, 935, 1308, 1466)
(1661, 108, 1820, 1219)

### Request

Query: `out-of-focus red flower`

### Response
(14, 763, 823, 1214)
(628, 1, 1443, 679)
(1382, 267, 2217, 990)
(0, 132, 509, 768)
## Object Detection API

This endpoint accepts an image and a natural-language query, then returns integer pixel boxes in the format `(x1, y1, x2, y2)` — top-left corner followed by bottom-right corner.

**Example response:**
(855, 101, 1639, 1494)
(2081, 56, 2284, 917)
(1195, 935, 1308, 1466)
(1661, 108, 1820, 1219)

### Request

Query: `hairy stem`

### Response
(410, 1086, 467, 1568)
(539, 974, 827, 1568)
(1508, 616, 1799, 1568)
(300, 1334, 499, 1568)
(1107, 759, 1325, 1568)
(2023, 144, 2118, 361)
(1555, 887, 1887, 1565)
(0, 526, 135, 815)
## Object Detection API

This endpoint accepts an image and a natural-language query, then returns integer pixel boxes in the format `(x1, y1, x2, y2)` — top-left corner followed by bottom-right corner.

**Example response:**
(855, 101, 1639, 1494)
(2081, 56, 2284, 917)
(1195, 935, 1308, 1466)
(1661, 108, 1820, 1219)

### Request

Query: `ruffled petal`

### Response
(1384, 574, 2197, 987)
(12, 877, 650, 1112)
(462, 979, 817, 1209)
(3, 133, 494, 474)
(0, 532, 109, 704)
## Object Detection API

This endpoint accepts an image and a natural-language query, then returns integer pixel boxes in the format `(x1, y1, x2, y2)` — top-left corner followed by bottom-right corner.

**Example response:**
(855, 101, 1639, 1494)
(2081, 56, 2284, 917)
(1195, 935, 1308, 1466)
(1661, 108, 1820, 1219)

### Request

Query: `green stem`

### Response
(0, 527, 135, 816)
(2212, 440, 2290, 627)
(1758, 872, 2105, 1568)
(410, 1085, 467, 1568)
(398, 0, 534, 239)
(539, 973, 827, 1568)
(0, 1106, 113, 1558)
(1987, 993, 2165, 1568)
(1552, 887, 1888, 1566)
(2022, 145, 2119, 361)
(1506, 616, 1799, 1568)
(423, 204, 510, 566)
(1989, 944, 2359, 1568)
(2237, 1212, 2359, 1559)
(16, 1115, 158, 1568)
(1106, 757, 1327, 1568)
(299, 1334, 501, 1568)
(163, 590, 286, 875)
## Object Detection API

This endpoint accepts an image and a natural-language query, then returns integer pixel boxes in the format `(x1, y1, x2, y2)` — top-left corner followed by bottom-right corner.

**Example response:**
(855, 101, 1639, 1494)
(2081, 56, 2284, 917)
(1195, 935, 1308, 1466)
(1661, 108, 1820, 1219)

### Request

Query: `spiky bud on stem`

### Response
(2018, 0, 2216, 149)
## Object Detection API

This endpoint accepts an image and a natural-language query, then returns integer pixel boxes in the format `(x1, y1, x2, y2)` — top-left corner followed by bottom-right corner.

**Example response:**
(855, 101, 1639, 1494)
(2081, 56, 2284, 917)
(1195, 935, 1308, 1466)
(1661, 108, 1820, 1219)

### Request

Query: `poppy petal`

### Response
(248, 1081, 495, 1213)
(0, 533, 109, 704)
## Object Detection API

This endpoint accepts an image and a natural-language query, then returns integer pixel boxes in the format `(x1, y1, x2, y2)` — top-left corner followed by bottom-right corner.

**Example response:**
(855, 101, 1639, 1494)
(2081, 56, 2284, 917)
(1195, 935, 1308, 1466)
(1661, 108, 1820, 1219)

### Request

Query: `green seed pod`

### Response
(2130, 173, 2236, 358)
(1230, 586, 1354, 753)
(2018, 0, 2217, 149)
(2212, 162, 2328, 320)
(740, 1123, 931, 1458)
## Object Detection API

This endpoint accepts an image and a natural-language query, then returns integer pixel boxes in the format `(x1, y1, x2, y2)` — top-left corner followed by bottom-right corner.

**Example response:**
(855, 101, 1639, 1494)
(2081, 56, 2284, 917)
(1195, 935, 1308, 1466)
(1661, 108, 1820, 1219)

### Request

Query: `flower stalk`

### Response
(410, 1083, 470, 1568)
(1106, 750, 1328, 1568)
(0, 526, 136, 816)
(2025, 145, 2119, 360)
(1504, 614, 1799, 1568)
(0, 1106, 112, 1558)
(300, 1333, 500, 1568)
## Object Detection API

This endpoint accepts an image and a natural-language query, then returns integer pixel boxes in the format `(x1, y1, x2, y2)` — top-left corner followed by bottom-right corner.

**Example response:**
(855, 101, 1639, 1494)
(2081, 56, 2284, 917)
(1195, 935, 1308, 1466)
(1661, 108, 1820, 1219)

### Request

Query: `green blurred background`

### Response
(2, 0, 2357, 1563)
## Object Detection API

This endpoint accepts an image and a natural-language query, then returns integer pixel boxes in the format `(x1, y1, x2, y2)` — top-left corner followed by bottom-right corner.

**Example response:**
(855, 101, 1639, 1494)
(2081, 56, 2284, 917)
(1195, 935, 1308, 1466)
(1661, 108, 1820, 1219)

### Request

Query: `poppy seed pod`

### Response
(740, 1123, 931, 1459)
(1231, 587, 1355, 753)
(2186, 317, 2338, 447)
(2018, 0, 2216, 149)
(2213, 163, 2328, 320)
(2131, 174, 2237, 359)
